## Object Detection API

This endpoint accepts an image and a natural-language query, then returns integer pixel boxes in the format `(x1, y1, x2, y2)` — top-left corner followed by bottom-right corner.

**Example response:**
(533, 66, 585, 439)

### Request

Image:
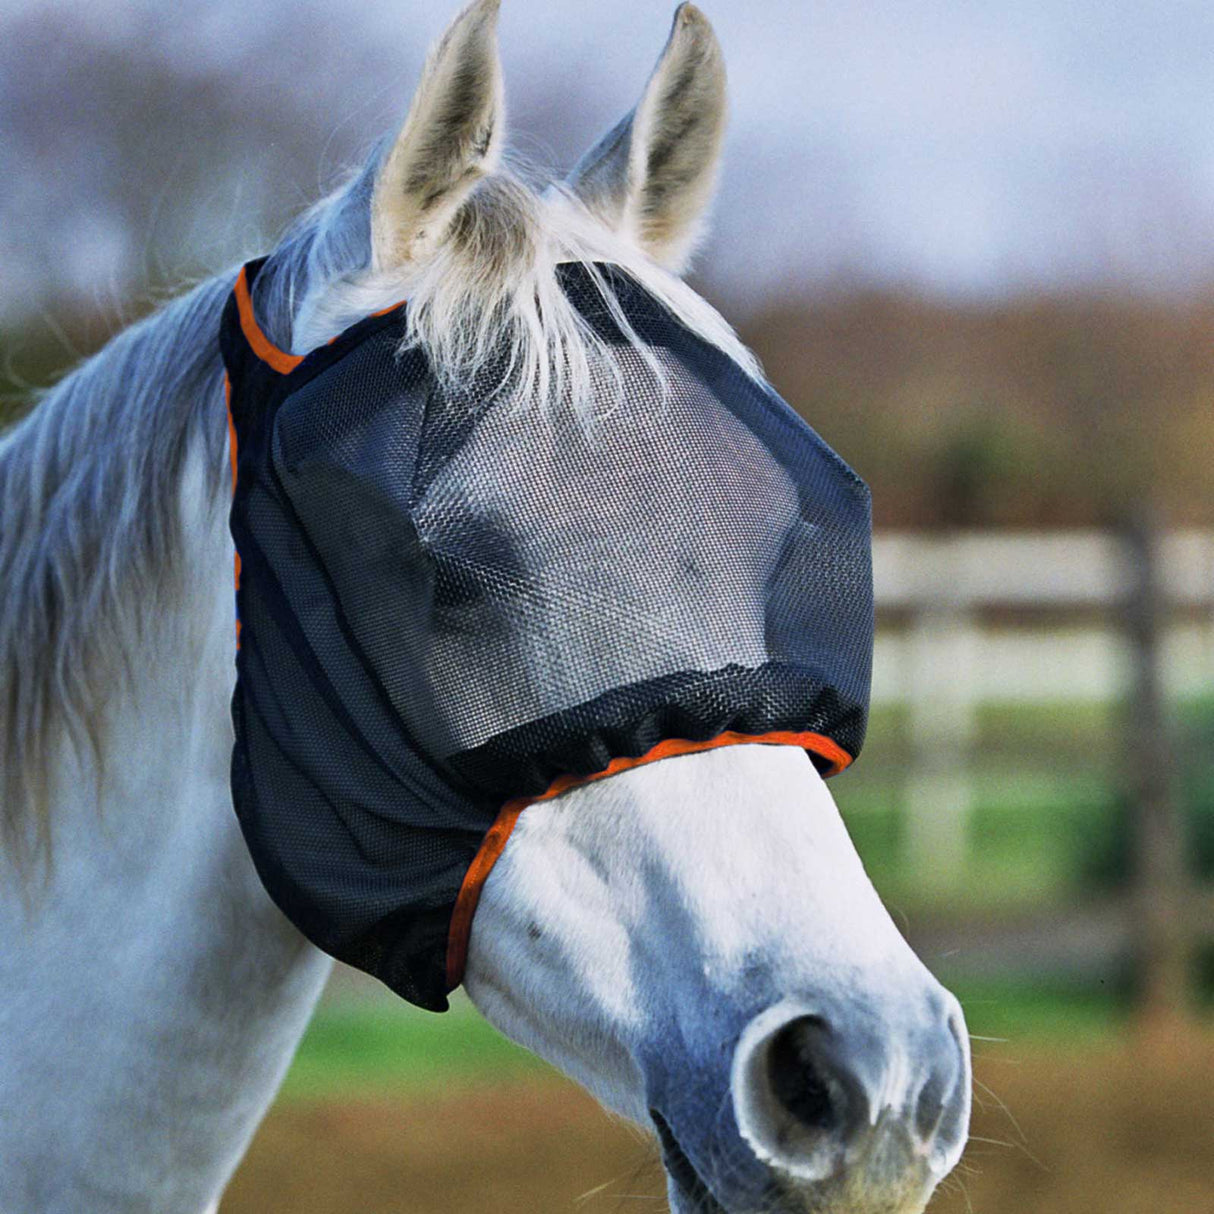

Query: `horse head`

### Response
(282, 3, 971, 1210)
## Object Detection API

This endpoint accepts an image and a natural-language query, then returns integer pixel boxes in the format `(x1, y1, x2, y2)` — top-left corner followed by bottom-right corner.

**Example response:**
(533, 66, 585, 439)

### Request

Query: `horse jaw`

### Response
(463, 743, 970, 1212)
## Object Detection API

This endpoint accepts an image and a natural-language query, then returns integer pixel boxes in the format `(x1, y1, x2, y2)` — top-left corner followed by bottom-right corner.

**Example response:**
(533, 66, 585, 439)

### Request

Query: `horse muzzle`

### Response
(651, 988, 971, 1213)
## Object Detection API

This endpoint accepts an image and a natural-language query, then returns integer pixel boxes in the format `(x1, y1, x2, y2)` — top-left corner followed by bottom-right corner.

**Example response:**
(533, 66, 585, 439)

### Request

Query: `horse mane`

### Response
(293, 170, 760, 416)
(0, 145, 760, 866)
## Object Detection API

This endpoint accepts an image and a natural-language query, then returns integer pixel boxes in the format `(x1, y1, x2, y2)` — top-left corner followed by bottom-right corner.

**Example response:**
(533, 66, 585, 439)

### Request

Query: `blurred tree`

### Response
(744, 292, 1214, 529)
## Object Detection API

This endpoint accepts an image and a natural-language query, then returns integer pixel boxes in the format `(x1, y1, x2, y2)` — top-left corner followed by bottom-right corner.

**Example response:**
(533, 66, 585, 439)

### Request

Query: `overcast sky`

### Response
(4, 0, 1214, 320)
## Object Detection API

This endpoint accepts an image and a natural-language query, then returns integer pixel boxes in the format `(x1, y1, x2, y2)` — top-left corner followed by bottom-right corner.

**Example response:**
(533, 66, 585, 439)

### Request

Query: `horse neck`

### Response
(0, 442, 332, 1213)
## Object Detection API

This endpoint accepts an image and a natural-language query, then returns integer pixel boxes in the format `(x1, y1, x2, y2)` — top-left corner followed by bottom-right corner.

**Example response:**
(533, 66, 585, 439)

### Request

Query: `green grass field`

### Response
(281, 993, 552, 1101)
(837, 695, 1214, 912)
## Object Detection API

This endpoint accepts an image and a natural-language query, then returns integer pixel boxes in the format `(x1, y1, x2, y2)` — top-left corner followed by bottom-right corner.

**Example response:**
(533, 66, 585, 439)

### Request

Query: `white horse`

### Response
(0, 3, 970, 1211)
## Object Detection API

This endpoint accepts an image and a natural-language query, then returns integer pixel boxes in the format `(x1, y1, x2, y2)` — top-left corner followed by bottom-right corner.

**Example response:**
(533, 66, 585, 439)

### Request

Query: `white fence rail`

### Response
(874, 530, 1214, 608)
(871, 530, 1214, 705)
(868, 529, 1214, 886)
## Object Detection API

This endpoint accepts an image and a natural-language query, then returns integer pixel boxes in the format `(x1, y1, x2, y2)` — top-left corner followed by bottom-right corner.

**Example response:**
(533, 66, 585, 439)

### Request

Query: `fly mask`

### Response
(220, 258, 873, 1011)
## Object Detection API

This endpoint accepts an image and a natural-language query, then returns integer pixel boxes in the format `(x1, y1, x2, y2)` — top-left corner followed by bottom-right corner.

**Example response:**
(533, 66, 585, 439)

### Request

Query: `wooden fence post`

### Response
(1120, 510, 1191, 1026)
(903, 536, 977, 889)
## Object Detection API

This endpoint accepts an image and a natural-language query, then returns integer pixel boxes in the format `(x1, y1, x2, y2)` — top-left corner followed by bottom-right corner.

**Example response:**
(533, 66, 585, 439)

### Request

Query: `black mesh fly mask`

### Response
(220, 258, 874, 1011)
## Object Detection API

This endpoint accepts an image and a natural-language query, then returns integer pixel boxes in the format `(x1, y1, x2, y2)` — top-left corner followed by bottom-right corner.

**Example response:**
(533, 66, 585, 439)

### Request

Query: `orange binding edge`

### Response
(233, 262, 406, 371)
(227, 261, 294, 650)
(444, 729, 853, 989)
(233, 264, 305, 374)
(224, 373, 242, 649)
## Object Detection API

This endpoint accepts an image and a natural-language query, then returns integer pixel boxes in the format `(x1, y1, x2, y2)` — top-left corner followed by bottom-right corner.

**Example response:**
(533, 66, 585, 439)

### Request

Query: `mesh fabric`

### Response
(220, 258, 873, 1011)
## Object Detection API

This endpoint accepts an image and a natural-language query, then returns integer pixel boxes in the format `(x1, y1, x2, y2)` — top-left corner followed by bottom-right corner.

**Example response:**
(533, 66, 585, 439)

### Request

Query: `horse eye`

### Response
(431, 558, 485, 612)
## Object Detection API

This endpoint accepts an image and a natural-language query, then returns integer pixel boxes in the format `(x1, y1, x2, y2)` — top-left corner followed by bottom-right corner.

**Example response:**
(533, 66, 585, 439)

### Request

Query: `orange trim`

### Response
(322, 299, 405, 347)
(224, 374, 242, 648)
(325, 298, 405, 342)
(366, 299, 407, 320)
(443, 729, 853, 989)
(224, 374, 238, 493)
(233, 265, 304, 374)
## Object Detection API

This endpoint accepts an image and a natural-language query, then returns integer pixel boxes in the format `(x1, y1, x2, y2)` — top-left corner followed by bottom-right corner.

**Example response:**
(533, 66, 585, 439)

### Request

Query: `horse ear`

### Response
(567, 3, 727, 273)
(371, 0, 505, 269)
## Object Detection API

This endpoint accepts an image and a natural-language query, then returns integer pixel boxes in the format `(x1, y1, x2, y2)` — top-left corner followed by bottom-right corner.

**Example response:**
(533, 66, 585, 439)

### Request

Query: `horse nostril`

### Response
(732, 1004, 875, 1183)
(732, 995, 971, 1186)
(766, 1016, 839, 1132)
(914, 1003, 970, 1169)
(914, 1063, 950, 1139)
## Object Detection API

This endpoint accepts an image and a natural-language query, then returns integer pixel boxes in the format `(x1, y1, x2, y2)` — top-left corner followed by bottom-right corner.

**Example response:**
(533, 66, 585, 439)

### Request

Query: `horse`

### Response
(0, 2, 970, 1211)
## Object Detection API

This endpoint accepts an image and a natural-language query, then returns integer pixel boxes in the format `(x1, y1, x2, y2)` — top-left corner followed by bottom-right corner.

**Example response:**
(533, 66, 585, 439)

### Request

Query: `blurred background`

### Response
(3, 1, 1213, 1210)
